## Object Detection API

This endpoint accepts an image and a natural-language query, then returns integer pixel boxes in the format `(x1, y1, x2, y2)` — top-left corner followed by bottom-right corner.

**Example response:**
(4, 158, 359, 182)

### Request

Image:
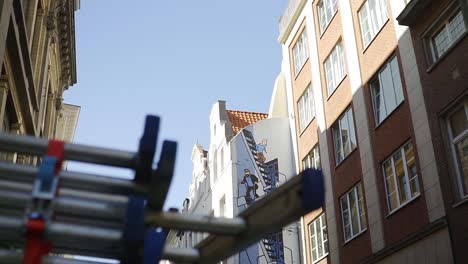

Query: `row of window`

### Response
(307, 141, 420, 262)
(292, 0, 467, 87)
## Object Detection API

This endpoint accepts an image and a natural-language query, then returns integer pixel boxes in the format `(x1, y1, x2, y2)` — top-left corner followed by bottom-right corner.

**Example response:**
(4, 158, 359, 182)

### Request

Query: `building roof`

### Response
(226, 110, 268, 135)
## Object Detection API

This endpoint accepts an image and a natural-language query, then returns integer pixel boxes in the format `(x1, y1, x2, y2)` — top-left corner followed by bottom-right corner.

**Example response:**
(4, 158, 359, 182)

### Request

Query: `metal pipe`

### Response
(0, 189, 126, 222)
(0, 215, 122, 243)
(0, 133, 137, 168)
(146, 212, 247, 235)
(163, 247, 200, 263)
(0, 161, 148, 194)
(0, 249, 118, 264)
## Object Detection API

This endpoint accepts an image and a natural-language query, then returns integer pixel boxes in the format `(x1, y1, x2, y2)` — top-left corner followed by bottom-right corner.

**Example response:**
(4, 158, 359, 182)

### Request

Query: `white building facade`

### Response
(180, 100, 302, 264)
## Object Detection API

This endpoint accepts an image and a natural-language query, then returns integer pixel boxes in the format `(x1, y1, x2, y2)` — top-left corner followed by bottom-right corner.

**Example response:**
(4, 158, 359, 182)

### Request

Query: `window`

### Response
(324, 41, 346, 96)
(298, 85, 315, 132)
(317, 0, 338, 33)
(448, 100, 468, 198)
(303, 145, 321, 169)
(220, 195, 226, 217)
(359, 0, 388, 47)
(340, 183, 367, 242)
(293, 30, 309, 75)
(213, 149, 218, 182)
(309, 214, 329, 263)
(429, 8, 466, 62)
(383, 141, 420, 212)
(332, 108, 357, 164)
(371, 56, 404, 125)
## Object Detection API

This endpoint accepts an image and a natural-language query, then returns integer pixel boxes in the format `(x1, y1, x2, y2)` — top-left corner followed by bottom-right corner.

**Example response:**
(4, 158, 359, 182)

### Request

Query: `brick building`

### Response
(278, 0, 466, 263)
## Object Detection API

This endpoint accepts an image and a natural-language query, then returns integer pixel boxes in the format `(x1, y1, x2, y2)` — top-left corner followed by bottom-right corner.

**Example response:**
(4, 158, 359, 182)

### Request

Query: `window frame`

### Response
(302, 144, 321, 170)
(293, 29, 310, 76)
(324, 41, 346, 96)
(358, 0, 389, 48)
(340, 183, 367, 243)
(317, 0, 338, 34)
(382, 141, 421, 214)
(308, 213, 329, 263)
(447, 99, 468, 199)
(370, 55, 405, 126)
(297, 84, 316, 132)
(423, 3, 467, 66)
(332, 107, 357, 165)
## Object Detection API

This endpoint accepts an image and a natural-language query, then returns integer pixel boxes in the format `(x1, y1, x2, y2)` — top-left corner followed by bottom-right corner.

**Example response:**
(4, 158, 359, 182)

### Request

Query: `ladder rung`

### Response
(0, 133, 136, 169)
(0, 161, 148, 195)
(0, 249, 117, 264)
(146, 212, 247, 236)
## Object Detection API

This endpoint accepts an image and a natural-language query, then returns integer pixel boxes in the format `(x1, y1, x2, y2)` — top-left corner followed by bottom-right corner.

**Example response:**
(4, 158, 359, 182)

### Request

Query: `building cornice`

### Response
(278, 0, 308, 44)
(53, 0, 78, 90)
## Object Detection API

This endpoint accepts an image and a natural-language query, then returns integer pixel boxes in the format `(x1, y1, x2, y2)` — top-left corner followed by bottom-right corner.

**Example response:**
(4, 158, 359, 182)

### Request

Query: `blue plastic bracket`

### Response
(143, 228, 168, 264)
(135, 115, 160, 183)
(122, 196, 146, 264)
(147, 140, 177, 210)
(32, 156, 58, 200)
(302, 168, 325, 212)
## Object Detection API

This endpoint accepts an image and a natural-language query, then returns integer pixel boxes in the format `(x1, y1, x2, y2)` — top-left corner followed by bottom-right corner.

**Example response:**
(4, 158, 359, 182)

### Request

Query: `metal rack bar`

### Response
(0, 249, 117, 263)
(145, 212, 247, 235)
(0, 133, 137, 169)
(0, 161, 148, 194)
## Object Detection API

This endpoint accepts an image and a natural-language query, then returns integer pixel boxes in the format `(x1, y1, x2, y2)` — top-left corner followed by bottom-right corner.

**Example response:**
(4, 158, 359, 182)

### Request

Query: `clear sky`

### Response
(64, 0, 288, 209)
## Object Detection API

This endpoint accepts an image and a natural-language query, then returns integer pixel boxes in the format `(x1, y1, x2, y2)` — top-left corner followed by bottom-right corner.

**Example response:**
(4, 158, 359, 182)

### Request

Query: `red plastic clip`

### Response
(24, 218, 51, 264)
(45, 140, 65, 175)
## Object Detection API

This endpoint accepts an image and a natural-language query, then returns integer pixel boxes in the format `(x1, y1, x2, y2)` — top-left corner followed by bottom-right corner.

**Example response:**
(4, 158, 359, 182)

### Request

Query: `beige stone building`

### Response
(0, 0, 80, 164)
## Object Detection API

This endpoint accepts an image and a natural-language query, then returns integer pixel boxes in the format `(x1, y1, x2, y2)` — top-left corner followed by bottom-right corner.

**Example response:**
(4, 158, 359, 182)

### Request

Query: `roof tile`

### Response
(226, 110, 268, 135)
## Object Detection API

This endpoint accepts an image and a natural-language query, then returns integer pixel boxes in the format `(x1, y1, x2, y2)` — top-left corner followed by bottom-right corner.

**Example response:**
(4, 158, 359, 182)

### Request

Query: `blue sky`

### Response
(64, 0, 288, 209)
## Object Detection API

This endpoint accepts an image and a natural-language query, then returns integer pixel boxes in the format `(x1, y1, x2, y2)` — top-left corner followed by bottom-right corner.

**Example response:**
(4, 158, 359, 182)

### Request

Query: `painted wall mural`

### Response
(232, 118, 299, 264)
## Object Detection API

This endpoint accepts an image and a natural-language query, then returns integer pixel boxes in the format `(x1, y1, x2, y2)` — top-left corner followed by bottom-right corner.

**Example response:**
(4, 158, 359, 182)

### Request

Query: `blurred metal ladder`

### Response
(0, 115, 325, 264)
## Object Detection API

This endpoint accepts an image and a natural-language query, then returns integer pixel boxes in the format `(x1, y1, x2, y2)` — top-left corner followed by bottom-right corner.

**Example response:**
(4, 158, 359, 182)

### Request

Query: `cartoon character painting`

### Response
(241, 169, 259, 205)
(256, 139, 267, 163)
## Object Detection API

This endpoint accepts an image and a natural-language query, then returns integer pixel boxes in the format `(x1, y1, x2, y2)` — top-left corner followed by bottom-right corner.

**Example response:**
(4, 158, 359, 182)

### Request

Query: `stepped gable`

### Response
(226, 110, 268, 135)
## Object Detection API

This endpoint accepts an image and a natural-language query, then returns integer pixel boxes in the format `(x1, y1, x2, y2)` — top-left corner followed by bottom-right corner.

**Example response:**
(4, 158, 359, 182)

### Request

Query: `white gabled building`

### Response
(177, 98, 302, 264)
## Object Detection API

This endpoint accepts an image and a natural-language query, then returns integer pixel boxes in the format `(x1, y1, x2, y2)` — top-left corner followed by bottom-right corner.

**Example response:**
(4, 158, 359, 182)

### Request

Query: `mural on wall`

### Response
(236, 128, 293, 264)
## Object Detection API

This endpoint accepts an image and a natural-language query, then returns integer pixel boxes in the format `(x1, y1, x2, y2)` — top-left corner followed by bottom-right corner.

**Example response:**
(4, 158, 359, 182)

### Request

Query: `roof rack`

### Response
(0, 115, 324, 264)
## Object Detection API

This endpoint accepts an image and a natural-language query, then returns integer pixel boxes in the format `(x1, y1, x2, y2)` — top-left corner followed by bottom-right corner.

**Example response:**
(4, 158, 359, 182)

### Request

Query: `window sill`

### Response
(299, 116, 316, 137)
(319, 11, 339, 40)
(374, 100, 405, 130)
(426, 33, 467, 73)
(452, 196, 468, 208)
(343, 228, 367, 245)
(326, 74, 347, 101)
(313, 253, 329, 264)
(385, 193, 421, 218)
(335, 146, 358, 168)
(362, 19, 390, 54)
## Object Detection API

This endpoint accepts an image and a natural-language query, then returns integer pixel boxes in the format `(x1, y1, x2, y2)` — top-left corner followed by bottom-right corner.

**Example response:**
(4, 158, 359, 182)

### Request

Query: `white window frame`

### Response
(358, 0, 389, 48)
(382, 141, 420, 213)
(308, 213, 329, 263)
(447, 100, 468, 199)
(332, 108, 357, 165)
(303, 145, 321, 170)
(428, 8, 466, 63)
(293, 30, 309, 76)
(297, 85, 315, 132)
(340, 183, 367, 242)
(317, 0, 338, 34)
(324, 41, 346, 96)
(370, 56, 405, 125)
